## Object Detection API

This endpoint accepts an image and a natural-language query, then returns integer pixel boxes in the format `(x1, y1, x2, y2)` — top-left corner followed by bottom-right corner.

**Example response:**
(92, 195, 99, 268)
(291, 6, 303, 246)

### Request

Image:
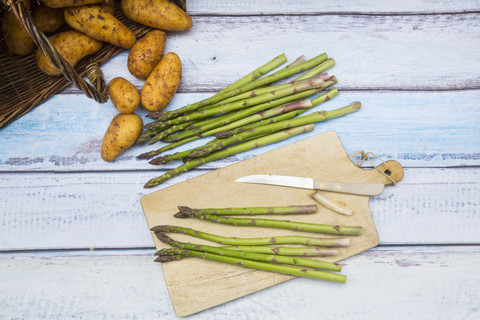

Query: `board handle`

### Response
(375, 160, 404, 185)
(350, 150, 404, 185)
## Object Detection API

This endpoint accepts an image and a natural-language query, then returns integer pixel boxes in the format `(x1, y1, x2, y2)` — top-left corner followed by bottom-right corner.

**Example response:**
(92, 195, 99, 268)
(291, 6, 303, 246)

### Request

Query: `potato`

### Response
(121, 0, 192, 31)
(2, 0, 35, 56)
(101, 113, 143, 162)
(98, 0, 115, 14)
(40, 0, 103, 8)
(33, 4, 65, 33)
(108, 77, 140, 114)
(65, 5, 136, 48)
(36, 30, 103, 76)
(128, 30, 166, 79)
(141, 52, 182, 112)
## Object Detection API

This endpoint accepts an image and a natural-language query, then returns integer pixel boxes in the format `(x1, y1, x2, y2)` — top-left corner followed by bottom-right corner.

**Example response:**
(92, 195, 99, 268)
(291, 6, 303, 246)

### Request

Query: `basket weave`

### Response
(0, 0, 187, 129)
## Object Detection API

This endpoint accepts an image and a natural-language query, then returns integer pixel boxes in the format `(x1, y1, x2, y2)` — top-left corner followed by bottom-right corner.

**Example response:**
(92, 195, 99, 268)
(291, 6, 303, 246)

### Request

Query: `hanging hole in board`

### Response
(384, 169, 392, 176)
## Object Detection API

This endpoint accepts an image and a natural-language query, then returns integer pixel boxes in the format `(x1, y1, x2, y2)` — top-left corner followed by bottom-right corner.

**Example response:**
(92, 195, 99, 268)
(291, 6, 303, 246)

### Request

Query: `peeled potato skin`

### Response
(120, 0, 192, 31)
(2, 0, 35, 56)
(64, 5, 136, 48)
(128, 30, 166, 79)
(40, 0, 103, 8)
(36, 30, 102, 76)
(108, 77, 140, 114)
(141, 52, 182, 112)
(101, 113, 143, 162)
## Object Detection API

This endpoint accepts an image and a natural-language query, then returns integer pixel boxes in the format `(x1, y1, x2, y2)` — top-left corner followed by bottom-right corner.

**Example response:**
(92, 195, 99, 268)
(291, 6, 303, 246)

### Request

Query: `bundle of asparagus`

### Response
(154, 232, 346, 283)
(151, 204, 364, 283)
(137, 53, 362, 188)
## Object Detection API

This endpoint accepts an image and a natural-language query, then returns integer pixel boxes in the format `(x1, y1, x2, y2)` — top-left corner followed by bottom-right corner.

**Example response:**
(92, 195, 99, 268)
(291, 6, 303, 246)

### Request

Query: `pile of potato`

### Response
(1, 0, 192, 162)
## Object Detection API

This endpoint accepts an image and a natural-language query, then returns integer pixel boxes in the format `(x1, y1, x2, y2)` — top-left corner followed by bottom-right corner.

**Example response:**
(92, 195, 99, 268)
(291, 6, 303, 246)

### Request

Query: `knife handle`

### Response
(313, 180, 385, 196)
(313, 180, 344, 192)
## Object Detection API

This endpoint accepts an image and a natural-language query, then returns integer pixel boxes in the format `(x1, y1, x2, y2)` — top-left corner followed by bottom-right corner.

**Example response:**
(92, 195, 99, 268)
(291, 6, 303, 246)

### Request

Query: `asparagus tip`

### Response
(134, 137, 148, 146)
(175, 206, 196, 217)
(149, 156, 168, 165)
(174, 211, 191, 218)
(150, 225, 169, 232)
(137, 152, 153, 159)
(154, 255, 182, 263)
(154, 232, 172, 244)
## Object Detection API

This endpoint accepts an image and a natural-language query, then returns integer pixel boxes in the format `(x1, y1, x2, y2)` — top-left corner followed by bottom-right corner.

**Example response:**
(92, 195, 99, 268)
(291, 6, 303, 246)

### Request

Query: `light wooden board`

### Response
(140, 130, 403, 317)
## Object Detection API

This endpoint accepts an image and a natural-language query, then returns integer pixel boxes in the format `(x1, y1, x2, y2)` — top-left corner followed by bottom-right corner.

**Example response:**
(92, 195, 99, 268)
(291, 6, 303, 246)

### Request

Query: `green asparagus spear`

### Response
(175, 210, 363, 236)
(176, 205, 317, 216)
(295, 58, 335, 81)
(216, 53, 288, 94)
(221, 245, 339, 257)
(150, 225, 350, 247)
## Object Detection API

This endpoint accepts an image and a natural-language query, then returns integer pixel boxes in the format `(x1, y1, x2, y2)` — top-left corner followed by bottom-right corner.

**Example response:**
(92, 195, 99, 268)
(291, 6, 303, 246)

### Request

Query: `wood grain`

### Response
(1, 246, 478, 319)
(186, 0, 480, 14)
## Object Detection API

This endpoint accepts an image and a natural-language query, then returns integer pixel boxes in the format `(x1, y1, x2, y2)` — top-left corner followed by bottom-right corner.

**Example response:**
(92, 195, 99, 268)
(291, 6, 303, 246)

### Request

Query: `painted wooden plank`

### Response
(186, 0, 480, 15)
(1, 90, 478, 171)
(63, 13, 480, 93)
(0, 246, 479, 319)
(1, 167, 479, 251)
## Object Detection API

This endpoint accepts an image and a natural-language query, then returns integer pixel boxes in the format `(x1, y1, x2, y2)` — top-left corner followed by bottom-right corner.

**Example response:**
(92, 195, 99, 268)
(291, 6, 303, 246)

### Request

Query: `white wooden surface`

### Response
(1, 0, 480, 318)
(1, 246, 479, 320)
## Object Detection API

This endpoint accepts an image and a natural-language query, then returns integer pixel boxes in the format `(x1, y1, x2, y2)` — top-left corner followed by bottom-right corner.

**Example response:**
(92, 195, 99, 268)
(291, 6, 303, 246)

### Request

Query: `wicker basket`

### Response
(0, 0, 186, 129)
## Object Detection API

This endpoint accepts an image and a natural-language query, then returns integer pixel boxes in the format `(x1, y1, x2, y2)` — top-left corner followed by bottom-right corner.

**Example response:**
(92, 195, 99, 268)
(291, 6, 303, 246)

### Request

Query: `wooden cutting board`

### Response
(140, 130, 404, 317)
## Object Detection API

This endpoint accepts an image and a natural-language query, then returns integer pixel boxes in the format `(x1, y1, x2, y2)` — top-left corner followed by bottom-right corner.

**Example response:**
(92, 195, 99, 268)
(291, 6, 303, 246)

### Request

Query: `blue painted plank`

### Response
(1, 90, 479, 171)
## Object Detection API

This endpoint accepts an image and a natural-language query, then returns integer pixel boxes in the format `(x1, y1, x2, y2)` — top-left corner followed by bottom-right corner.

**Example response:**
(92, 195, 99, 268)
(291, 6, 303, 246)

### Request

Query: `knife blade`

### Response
(235, 174, 384, 196)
